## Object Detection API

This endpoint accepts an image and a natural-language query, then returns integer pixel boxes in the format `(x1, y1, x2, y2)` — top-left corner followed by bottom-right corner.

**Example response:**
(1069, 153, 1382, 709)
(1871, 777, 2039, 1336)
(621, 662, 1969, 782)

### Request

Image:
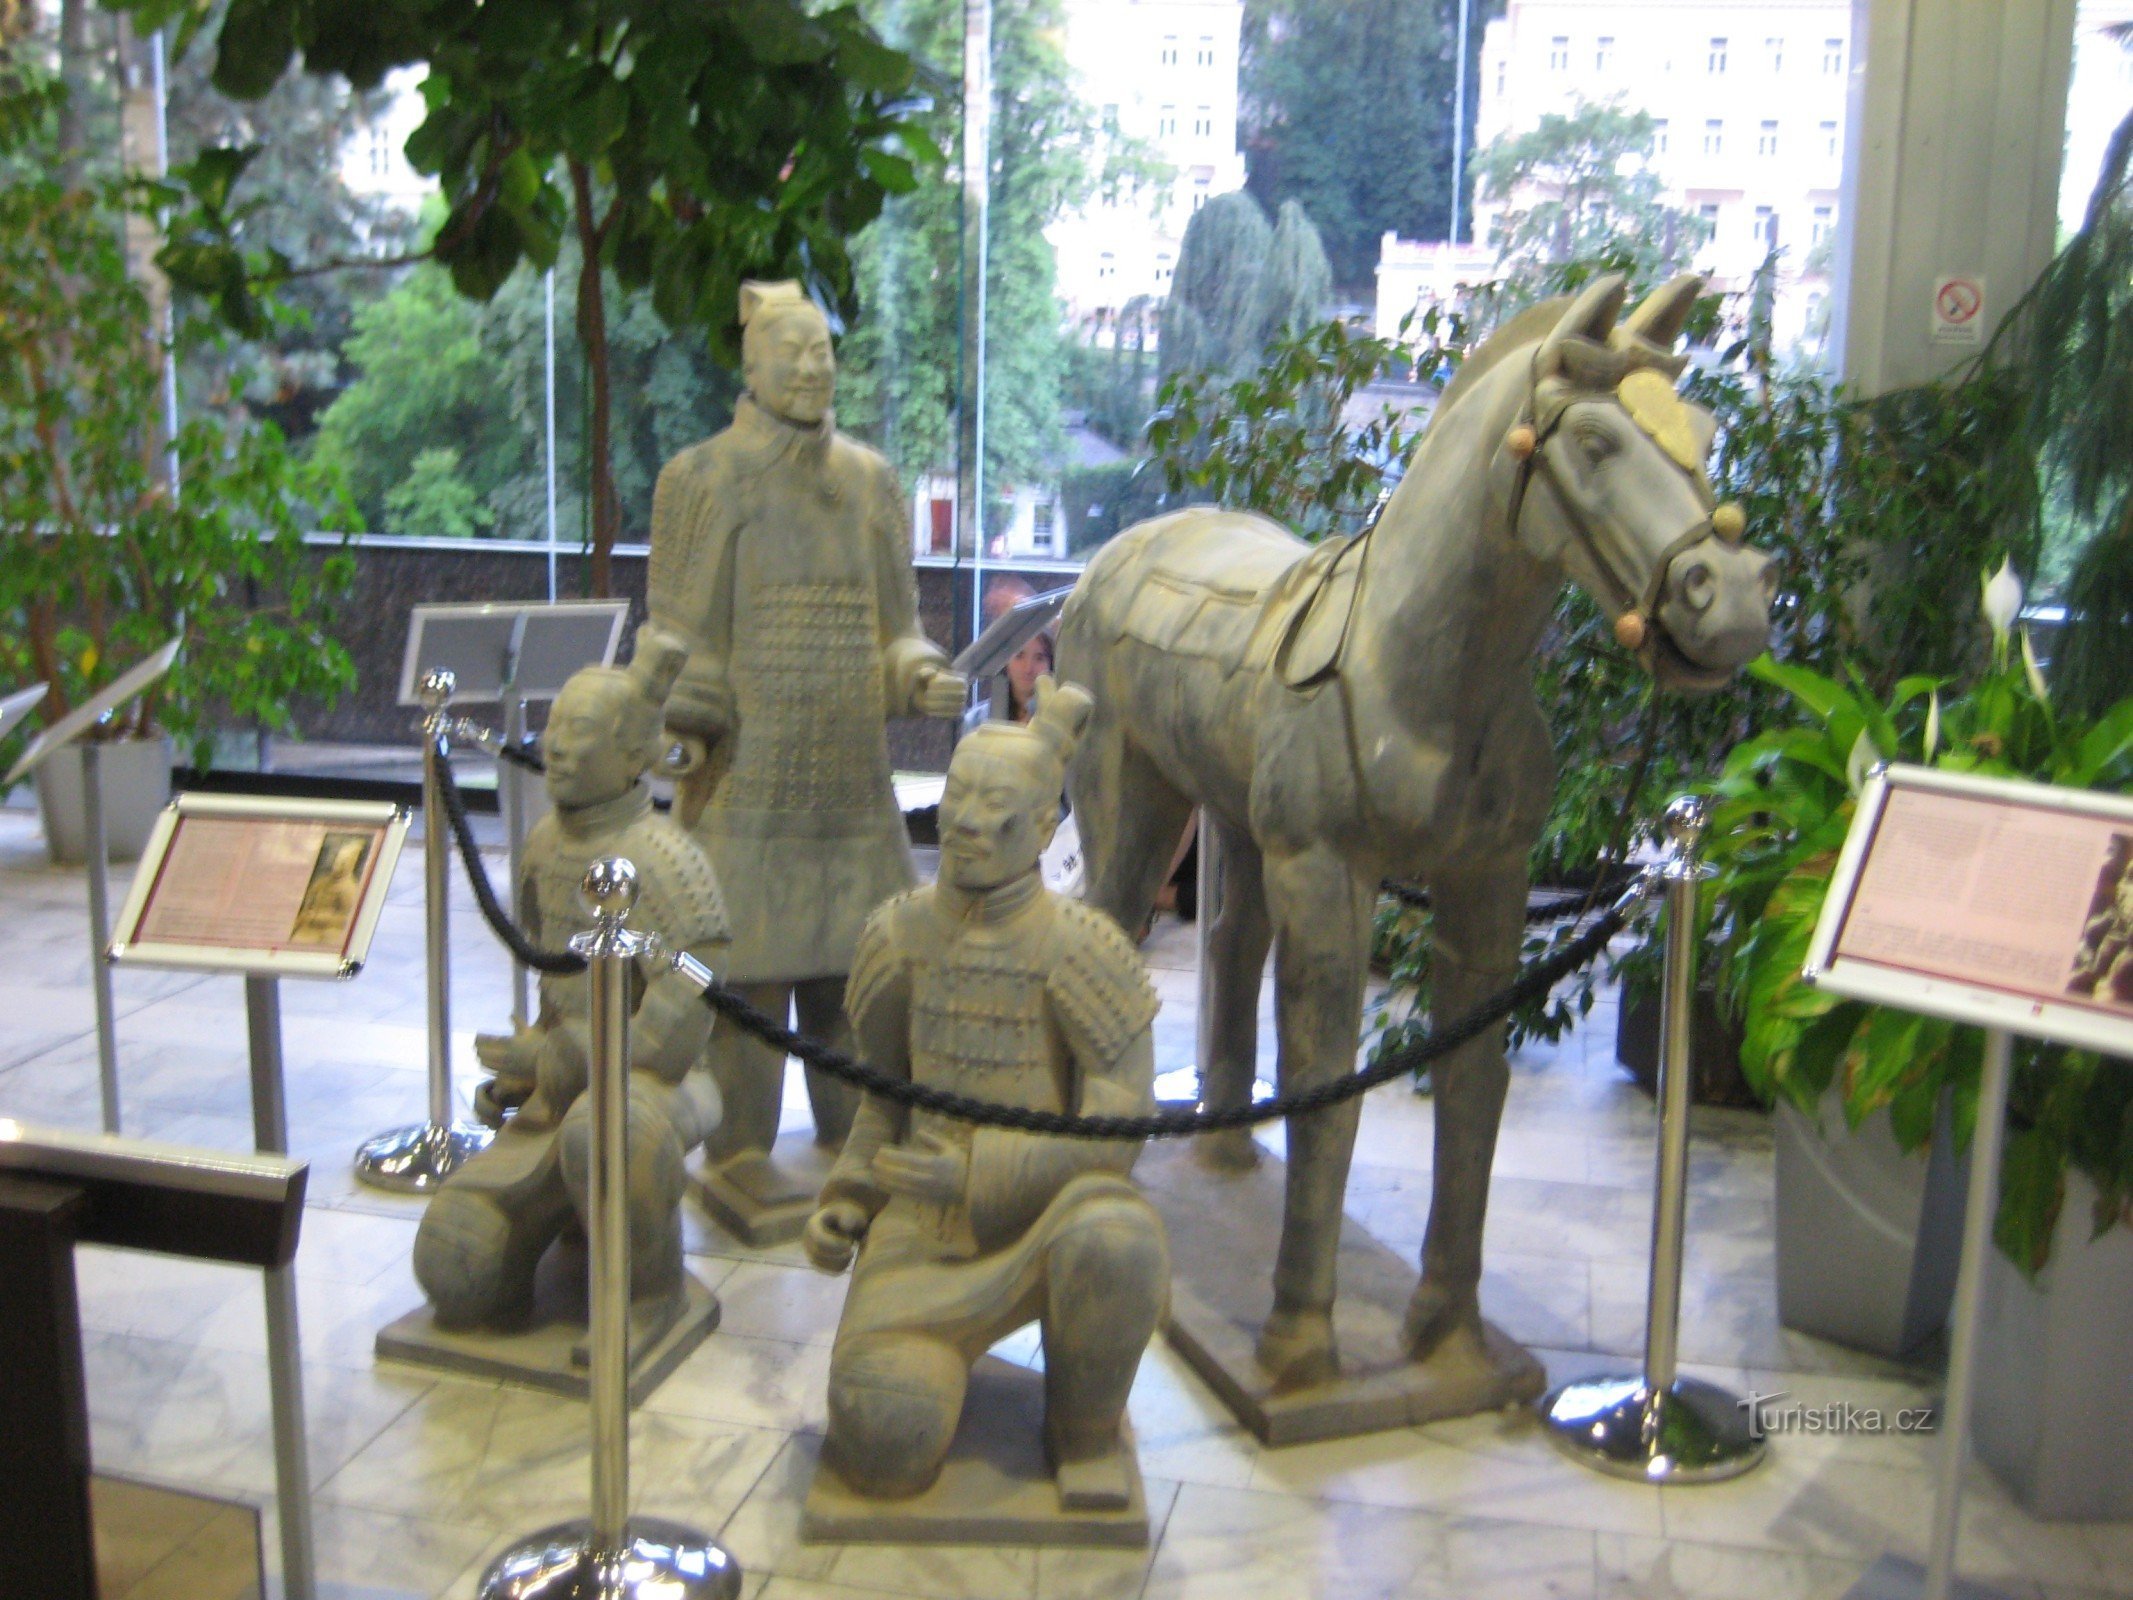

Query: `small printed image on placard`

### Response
(1833, 788, 2133, 1021)
(135, 815, 389, 960)
(289, 830, 377, 947)
(2067, 832, 2133, 1007)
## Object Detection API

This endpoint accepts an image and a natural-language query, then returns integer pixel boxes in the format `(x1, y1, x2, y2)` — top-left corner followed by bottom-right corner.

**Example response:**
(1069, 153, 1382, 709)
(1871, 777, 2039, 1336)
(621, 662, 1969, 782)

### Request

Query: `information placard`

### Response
(397, 600, 628, 706)
(110, 794, 408, 978)
(1805, 764, 2133, 1057)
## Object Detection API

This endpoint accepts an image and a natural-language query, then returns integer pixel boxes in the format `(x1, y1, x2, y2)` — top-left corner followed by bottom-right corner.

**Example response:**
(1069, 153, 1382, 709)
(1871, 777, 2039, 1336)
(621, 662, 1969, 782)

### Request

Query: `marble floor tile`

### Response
(1593, 1531, 1871, 1599)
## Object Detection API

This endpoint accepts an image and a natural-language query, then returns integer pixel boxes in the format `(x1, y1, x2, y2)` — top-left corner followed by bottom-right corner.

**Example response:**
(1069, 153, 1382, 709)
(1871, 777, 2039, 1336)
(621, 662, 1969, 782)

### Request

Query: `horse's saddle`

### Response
(1116, 515, 1365, 688)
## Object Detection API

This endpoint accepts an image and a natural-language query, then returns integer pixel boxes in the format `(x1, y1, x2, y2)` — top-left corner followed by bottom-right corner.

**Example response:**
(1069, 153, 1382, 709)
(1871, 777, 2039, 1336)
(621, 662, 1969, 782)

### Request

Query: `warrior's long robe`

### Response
(648, 397, 947, 983)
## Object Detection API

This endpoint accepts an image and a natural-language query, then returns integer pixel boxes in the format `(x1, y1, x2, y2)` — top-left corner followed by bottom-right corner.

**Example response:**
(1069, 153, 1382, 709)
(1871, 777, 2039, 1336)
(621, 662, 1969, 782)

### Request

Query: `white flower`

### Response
(2020, 626, 2050, 703)
(1846, 729, 1882, 794)
(1981, 558, 2024, 641)
(1923, 691, 1941, 762)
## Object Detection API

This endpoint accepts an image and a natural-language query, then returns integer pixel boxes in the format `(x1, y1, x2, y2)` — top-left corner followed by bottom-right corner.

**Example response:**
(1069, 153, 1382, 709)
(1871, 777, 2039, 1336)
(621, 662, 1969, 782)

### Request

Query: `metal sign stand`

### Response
(356, 670, 494, 1192)
(5, 640, 182, 1136)
(477, 859, 740, 1600)
(1540, 797, 1767, 1483)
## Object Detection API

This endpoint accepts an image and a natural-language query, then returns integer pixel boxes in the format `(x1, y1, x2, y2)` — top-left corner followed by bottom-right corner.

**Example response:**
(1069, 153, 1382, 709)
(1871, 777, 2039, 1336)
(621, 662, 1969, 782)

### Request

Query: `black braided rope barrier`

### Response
(482, 733, 1623, 926)
(431, 755, 1639, 1139)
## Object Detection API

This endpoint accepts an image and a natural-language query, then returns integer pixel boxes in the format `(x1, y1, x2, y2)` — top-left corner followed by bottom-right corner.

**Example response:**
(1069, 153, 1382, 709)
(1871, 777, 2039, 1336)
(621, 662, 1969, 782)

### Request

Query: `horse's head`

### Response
(1501, 274, 1775, 692)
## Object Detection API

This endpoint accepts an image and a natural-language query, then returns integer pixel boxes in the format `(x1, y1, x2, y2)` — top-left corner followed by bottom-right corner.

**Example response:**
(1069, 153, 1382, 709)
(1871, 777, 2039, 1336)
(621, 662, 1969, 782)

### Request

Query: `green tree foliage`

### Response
(313, 251, 740, 545)
(837, 0, 1149, 501)
(1472, 103, 1709, 303)
(1240, 0, 1484, 297)
(105, 0, 941, 592)
(0, 61, 358, 764)
(1160, 190, 1332, 384)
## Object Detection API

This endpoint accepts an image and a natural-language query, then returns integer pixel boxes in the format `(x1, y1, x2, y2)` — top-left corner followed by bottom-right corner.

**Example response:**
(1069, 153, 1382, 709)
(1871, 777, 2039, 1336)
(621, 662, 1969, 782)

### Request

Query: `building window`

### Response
(1549, 36, 1569, 71)
(1702, 119, 1723, 157)
(1595, 35, 1613, 72)
(1033, 501, 1055, 541)
(1653, 118, 1669, 156)
(1699, 202, 1720, 228)
(368, 126, 393, 176)
(1820, 119, 1839, 157)
(1823, 38, 1843, 74)
(1495, 60, 1507, 96)
(1758, 120, 1779, 157)
(1193, 106, 1212, 138)
(1157, 104, 1176, 137)
(1097, 251, 1116, 281)
(1155, 252, 1174, 285)
(1192, 176, 1211, 211)
(1811, 204, 1834, 245)
(1708, 37, 1728, 74)
(1753, 206, 1777, 246)
(1765, 36, 1784, 73)
(1160, 35, 1178, 66)
(1196, 35, 1214, 67)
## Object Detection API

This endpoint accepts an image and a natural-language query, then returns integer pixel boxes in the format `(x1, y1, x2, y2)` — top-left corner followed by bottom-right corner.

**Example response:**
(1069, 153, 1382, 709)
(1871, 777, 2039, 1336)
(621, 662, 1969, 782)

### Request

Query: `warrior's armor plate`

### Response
(648, 397, 948, 983)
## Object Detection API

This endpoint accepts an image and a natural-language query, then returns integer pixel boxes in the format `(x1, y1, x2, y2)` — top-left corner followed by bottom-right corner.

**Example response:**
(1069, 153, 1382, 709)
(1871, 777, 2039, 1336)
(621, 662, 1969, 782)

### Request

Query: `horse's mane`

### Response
(1424, 294, 1571, 432)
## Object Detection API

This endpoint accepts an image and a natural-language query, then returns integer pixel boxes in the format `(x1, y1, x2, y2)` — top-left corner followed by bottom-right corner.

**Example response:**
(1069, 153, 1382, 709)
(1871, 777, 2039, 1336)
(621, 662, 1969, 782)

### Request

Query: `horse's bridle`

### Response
(1500, 353, 1734, 657)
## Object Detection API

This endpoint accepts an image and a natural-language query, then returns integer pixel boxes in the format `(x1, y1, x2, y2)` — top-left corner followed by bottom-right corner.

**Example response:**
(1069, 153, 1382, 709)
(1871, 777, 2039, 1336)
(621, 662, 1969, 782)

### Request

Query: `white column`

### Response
(1834, 0, 2078, 394)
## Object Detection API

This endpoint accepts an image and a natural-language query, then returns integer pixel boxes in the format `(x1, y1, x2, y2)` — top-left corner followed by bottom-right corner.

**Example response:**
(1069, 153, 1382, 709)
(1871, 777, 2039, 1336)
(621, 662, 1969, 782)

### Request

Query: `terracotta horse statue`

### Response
(1057, 274, 1775, 1392)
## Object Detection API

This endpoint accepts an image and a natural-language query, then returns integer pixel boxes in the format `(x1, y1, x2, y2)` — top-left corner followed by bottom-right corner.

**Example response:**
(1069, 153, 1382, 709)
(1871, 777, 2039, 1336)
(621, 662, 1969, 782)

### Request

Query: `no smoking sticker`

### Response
(1932, 274, 1986, 344)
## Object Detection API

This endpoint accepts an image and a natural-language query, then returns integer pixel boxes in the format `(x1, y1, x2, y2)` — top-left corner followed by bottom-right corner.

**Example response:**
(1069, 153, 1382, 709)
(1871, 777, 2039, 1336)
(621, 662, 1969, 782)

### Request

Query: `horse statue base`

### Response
(1138, 1142, 1543, 1445)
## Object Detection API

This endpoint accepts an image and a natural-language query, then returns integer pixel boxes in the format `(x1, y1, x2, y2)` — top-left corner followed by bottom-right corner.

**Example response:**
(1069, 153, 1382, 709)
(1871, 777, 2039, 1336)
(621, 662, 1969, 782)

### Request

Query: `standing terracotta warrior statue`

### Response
(412, 631, 728, 1340)
(649, 279, 967, 1240)
(804, 679, 1169, 1511)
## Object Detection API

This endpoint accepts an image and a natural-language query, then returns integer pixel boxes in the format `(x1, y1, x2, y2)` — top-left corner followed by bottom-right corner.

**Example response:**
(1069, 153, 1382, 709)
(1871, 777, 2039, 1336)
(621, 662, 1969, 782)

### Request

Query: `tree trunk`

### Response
(55, 0, 90, 185)
(569, 159, 617, 598)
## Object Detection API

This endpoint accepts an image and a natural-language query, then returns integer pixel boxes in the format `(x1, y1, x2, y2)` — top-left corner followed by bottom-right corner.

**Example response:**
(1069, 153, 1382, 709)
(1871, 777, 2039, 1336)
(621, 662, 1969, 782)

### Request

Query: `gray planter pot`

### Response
(1974, 1170, 2133, 1520)
(31, 736, 173, 865)
(1775, 1097, 1966, 1357)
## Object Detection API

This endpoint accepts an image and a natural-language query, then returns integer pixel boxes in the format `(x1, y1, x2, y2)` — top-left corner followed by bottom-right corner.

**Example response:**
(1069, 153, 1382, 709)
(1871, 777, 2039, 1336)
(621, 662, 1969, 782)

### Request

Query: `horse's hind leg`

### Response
(1196, 814, 1271, 1173)
(1256, 843, 1372, 1390)
(1074, 730, 1193, 943)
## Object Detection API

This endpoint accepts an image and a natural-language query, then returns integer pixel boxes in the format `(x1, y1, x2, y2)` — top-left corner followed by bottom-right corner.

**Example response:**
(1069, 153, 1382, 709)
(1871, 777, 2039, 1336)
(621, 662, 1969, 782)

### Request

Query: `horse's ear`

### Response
(1620, 274, 1704, 350)
(1537, 275, 1627, 375)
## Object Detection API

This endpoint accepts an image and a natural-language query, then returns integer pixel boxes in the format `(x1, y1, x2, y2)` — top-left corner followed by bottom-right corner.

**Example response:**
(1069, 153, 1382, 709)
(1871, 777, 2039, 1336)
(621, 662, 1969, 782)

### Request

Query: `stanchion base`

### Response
(1539, 1373, 1768, 1484)
(476, 1517, 740, 1600)
(353, 1121, 494, 1193)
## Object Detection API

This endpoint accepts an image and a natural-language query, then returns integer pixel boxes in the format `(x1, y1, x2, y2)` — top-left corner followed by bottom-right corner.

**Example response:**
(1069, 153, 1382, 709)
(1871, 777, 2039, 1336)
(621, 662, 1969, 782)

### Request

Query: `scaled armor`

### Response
(648, 279, 964, 1202)
(412, 637, 729, 1334)
(806, 681, 1169, 1509)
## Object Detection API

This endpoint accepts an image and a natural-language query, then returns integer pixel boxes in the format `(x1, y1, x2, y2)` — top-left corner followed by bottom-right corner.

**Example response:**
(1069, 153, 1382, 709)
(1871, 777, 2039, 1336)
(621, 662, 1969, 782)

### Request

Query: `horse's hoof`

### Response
(1401, 1280, 1481, 1361)
(1194, 1128, 1261, 1173)
(1255, 1307, 1338, 1390)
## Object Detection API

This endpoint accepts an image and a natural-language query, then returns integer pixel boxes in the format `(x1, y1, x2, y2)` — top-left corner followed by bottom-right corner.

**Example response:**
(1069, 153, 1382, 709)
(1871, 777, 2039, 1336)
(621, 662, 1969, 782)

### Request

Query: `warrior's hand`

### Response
(913, 665, 969, 720)
(870, 1131, 969, 1207)
(475, 1029, 542, 1086)
(803, 1199, 871, 1274)
(664, 672, 735, 743)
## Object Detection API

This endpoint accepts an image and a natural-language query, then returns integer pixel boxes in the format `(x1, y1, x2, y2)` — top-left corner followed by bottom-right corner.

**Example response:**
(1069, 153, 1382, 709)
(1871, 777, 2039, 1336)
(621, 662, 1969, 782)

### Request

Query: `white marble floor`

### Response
(2, 809, 2127, 1600)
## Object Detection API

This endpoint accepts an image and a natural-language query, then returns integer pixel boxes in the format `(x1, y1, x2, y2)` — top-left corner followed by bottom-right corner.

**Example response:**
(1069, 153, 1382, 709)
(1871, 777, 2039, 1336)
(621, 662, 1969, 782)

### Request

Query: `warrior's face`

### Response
(747, 309, 836, 426)
(938, 737, 1057, 893)
(542, 674, 644, 811)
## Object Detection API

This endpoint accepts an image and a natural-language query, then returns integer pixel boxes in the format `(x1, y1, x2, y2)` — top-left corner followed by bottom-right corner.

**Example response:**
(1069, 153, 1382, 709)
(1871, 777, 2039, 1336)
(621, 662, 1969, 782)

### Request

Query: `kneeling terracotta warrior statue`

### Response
(413, 630, 729, 1337)
(804, 679, 1169, 1509)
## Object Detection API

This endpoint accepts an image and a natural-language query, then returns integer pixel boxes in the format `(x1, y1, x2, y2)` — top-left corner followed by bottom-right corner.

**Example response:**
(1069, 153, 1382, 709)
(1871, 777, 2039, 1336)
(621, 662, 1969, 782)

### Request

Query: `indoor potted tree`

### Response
(0, 71, 359, 860)
(1703, 576, 2133, 1515)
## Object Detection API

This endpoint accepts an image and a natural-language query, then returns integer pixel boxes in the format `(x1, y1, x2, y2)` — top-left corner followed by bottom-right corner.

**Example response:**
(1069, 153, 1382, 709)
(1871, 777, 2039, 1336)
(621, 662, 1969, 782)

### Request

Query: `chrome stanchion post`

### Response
(1540, 795, 1767, 1484)
(355, 668, 495, 1191)
(504, 692, 531, 1031)
(83, 735, 122, 1134)
(245, 973, 316, 1600)
(478, 858, 739, 1600)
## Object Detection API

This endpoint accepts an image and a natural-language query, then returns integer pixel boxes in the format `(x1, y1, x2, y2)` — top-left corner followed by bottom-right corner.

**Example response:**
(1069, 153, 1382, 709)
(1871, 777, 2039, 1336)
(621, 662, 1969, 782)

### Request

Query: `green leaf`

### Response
(210, 0, 298, 99)
(1995, 1126, 2065, 1277)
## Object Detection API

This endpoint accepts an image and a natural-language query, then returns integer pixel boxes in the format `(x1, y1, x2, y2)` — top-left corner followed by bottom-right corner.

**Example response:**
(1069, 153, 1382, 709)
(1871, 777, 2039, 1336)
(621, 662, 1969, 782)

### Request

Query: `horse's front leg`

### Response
(1403, 857, 1528, 1361)
(1255, 844, 1372, 1389)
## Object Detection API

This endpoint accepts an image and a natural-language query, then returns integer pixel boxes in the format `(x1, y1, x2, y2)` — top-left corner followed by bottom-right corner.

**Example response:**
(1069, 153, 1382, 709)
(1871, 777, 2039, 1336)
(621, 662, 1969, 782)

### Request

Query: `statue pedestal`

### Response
(693, 1131, 840, 1247)
(1137, 1140, 1545, 1446)
(802, 1357, 1149, 1548)
(375, 1260, 719, 1404)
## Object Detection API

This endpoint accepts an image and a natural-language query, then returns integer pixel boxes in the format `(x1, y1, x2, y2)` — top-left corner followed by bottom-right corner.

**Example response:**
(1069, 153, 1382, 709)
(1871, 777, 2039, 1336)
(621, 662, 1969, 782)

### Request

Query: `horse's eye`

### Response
(1576, 423, 1616, 466)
